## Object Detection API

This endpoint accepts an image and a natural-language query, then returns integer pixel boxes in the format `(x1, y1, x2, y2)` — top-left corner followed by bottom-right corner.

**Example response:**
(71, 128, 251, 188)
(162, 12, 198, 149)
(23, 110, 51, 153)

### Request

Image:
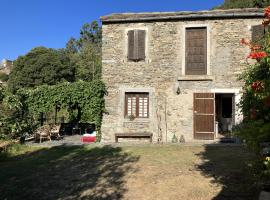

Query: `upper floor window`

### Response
(125, 92, 149, 118)
(185, 27, 207, 75)
(127, 29, 146, 62)
(251, 24, 267, 43)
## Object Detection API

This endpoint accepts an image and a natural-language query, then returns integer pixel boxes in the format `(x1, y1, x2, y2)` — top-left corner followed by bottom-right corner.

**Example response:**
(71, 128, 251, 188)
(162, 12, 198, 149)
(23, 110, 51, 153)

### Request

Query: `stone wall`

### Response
(101, 17, 262, 143)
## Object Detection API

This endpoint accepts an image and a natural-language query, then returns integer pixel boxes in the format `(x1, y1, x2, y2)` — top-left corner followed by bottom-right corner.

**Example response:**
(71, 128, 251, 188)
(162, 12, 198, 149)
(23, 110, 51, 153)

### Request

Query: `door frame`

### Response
(193, 88, 242, 140)
(211, 88, 242, 126)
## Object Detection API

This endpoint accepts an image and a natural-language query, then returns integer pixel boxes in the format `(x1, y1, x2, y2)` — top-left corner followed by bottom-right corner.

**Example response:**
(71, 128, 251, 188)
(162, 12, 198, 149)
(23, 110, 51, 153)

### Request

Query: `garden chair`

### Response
(35, 125, 51, 143)
(50, 124, 61, 139)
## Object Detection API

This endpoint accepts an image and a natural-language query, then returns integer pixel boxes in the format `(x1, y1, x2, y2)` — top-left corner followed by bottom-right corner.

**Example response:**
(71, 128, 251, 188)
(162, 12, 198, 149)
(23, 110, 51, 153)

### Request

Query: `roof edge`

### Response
(101, 8, 264, 23)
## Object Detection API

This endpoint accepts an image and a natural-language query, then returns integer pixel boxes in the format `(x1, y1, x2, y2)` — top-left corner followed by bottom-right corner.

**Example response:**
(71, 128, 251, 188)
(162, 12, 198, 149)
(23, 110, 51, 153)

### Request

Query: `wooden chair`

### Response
(35, 125, 51, 143)
(50, 124, 61, 139)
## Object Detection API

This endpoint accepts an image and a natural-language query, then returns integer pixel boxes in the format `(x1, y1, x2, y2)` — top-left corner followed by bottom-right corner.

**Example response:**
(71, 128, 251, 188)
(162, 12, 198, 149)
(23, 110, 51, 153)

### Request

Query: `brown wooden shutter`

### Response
(194, 93, 215, 140)
(186, 27, 207, 75)
(137, 30, 146, 61)
(128, 30, 135, 60)
(128, 29, 146, 61)
(252, 25, 265, 43)
(138, 93, 149, 118)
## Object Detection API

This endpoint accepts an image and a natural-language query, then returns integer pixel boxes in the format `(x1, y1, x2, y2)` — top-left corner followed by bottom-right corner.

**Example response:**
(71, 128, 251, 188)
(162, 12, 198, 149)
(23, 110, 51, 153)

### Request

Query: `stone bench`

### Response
(115, 132, 153, 143)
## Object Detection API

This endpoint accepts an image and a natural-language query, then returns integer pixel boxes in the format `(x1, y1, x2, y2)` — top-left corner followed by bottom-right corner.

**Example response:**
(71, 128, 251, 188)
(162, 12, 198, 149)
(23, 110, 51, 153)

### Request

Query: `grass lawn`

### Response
(0, 144, 260, 200)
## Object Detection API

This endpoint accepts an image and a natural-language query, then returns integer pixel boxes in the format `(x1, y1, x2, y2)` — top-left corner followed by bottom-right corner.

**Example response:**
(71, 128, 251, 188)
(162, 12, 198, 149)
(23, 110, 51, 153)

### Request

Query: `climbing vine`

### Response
(18, 79, 106, 128)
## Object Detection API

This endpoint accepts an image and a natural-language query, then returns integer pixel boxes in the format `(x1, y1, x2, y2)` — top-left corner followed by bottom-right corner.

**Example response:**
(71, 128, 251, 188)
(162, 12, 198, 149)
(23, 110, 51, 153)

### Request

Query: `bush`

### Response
(234, 121, 270, 151)
(237, 7, 270, 149)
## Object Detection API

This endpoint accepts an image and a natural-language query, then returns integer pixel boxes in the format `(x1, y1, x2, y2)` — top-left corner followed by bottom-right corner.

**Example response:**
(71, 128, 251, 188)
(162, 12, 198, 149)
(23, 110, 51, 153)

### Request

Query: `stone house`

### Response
(101, 8, 265, 142)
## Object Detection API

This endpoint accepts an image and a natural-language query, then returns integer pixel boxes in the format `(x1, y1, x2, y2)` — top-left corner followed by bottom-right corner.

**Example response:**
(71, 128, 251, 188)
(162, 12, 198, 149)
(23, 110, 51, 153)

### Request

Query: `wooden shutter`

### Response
(127, 29, 146, 61)
(252, 25, 265, 43)
(128, 30, 136, 60)
(138, 94, 149, 118)
(194, 93, 215, 140)
(137, 30, 146, 61)
(125, 93, 137, 117)
(186, 27, 207, 75)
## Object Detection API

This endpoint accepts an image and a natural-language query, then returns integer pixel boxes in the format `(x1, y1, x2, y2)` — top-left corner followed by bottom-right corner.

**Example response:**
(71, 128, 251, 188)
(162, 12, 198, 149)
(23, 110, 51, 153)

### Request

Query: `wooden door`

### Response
(194, 93, 215, 140)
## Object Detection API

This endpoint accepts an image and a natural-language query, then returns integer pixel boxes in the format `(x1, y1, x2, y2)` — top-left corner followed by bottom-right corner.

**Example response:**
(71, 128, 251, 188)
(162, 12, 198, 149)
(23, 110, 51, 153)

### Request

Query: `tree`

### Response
(254, 0, 270, 7)
(77, 21, 101, 49)
(215, 0, 269, 9)
(75, 43, 101, 81)
(65, 21, 102, 81)
(8, 47, 75, 92)
(66, 37, 78, 54)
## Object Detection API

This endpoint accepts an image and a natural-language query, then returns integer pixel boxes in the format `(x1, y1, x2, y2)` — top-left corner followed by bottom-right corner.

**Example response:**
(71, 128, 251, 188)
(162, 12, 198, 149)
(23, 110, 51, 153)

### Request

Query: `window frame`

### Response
(124, 92, 149, 119)
(181, 24, 210, 76)
(125, 27, 148, 63)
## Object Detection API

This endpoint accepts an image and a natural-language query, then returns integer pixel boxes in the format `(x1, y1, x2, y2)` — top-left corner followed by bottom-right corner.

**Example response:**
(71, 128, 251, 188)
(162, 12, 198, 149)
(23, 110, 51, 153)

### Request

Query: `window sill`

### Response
(126, 59, 149, 63)
(178, 75, 214, 81)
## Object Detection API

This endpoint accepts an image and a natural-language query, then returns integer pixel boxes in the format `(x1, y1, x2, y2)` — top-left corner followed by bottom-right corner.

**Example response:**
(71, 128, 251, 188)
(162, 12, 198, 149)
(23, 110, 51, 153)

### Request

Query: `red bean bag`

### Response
(81, 136, 96, 143)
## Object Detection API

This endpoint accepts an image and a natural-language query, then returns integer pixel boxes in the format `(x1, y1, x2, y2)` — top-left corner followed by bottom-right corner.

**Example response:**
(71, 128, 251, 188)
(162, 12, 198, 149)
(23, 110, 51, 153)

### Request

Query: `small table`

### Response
(72, 127, 81, 135)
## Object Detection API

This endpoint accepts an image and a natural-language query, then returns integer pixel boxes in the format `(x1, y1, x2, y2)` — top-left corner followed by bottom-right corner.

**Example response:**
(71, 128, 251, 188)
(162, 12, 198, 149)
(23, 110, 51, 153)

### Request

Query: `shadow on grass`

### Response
(0, 145, 139, 200)
(196, 145, 261, 200)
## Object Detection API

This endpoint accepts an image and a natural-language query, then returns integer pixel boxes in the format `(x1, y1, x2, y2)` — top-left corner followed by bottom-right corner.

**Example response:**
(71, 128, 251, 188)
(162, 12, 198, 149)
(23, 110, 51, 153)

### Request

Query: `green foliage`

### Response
(65, 21, 102, 81)
(254, 0, 270, 7)
(236, 11, 270, 152)
(215, 0, 269, 9)
(75, 43, 101, 81)
(8, 47, 75, 93)
(20, 79, 106, 128)
(239, 33, 270, 121)
(0, 87, 36, 139)
(234, 120, 270, 151)
(0, 72, 9, 82)
(77, 21, 101, 49)
(3, 20, 104, 139)
(0, 85, 4, 101)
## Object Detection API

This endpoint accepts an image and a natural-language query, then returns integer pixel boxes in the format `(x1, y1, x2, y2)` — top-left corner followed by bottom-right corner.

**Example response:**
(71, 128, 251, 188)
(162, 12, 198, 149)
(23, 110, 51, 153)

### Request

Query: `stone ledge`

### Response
(178, 75, 215, 81)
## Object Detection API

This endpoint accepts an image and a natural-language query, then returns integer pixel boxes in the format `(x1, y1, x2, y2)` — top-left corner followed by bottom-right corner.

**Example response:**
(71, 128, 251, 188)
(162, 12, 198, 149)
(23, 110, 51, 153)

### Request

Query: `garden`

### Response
(0, 21, 105, 146)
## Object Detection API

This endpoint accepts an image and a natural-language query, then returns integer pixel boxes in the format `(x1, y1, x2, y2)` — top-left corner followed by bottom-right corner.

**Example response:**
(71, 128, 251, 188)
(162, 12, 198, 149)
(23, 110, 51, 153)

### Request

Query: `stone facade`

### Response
(101, 9, 264, 142)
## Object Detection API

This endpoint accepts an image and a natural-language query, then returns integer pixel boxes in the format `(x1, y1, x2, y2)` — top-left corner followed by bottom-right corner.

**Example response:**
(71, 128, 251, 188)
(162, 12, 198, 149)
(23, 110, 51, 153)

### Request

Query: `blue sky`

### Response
(0, 0, 224, 60)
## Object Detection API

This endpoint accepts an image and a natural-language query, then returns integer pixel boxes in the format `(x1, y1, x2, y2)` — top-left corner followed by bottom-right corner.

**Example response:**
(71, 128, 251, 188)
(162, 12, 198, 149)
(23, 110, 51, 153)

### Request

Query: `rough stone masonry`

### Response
(100, 8, 264, 143)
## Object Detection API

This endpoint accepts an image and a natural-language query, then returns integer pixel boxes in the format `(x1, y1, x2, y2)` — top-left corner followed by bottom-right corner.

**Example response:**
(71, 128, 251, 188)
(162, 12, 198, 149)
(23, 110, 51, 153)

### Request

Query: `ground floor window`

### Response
(125, 92, 149, 118)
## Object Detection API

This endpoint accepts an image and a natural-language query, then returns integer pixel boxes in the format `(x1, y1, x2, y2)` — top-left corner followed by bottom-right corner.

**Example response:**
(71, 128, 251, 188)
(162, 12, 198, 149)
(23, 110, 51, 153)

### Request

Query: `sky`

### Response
(0, 0, 224, 60)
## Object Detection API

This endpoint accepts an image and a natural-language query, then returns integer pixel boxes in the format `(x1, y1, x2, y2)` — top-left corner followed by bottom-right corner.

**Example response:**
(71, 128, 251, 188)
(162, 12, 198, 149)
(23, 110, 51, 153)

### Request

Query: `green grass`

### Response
(0, 144, 261, 200)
